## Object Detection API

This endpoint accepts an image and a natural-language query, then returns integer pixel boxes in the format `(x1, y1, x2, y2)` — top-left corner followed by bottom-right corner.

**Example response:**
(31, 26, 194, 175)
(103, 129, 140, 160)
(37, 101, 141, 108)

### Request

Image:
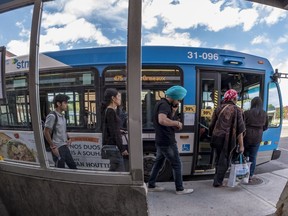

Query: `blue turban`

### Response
(165, 85, 187, 100)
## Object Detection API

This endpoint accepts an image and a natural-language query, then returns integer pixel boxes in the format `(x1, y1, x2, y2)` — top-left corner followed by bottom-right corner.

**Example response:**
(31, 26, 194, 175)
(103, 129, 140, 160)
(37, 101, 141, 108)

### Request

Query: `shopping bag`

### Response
(240, 162, 251, 184)
(227, 163, 238, 187)
(235, 163, 249, 178)
(227, 154, 250, 187)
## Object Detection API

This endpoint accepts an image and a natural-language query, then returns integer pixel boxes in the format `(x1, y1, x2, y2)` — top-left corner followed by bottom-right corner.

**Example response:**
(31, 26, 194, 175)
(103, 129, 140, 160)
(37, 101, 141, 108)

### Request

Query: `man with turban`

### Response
(147, 85, 194, 195)
(209, 89, 246, 187)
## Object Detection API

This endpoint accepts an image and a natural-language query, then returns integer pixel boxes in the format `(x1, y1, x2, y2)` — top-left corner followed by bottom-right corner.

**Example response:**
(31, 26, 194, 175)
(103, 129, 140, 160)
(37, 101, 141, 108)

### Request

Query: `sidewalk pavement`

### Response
(282, 119, 288, 126)
(148, 169, 288, 216)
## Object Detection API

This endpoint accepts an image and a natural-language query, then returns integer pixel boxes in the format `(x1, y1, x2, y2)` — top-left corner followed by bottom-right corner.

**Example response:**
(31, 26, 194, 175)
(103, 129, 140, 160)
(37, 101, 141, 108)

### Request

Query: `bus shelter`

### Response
(1, 0, 288, 216)
(0, 1, 147, 216)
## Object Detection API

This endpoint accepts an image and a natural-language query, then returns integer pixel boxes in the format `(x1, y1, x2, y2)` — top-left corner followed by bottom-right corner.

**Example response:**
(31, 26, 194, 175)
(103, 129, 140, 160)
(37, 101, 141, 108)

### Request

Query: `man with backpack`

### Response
(44, 94, 77, 169)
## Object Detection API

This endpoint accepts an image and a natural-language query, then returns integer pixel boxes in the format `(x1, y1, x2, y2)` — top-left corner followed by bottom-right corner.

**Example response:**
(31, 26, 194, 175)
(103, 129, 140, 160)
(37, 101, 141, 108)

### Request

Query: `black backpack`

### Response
(43, 111, 58, 152)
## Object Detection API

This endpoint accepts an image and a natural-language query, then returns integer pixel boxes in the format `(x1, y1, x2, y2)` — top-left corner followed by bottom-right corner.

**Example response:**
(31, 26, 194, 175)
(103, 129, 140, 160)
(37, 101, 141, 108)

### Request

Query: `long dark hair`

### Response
(100, 88, 119, 114)
(100, 88, 119, 132)
(250, 96, 263, 116)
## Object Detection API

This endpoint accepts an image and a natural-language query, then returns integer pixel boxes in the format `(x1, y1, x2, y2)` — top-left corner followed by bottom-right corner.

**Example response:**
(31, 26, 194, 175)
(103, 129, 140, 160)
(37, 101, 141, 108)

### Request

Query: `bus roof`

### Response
(5, 46, 272, 73)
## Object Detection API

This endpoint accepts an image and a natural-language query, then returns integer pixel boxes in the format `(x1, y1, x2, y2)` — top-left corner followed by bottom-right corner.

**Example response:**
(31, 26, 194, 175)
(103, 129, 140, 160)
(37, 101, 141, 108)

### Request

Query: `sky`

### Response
(0, 0, 288, 104)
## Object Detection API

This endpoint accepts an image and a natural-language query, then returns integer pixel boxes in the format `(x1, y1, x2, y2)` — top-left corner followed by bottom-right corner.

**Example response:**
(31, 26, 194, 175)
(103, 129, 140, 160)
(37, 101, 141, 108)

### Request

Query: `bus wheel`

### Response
(143, 149, 173, 182)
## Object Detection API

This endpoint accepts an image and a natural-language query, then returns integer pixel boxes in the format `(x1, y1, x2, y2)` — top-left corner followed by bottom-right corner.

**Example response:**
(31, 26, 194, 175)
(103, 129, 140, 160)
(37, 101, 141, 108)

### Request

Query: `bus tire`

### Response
(143, 146, 173, 182)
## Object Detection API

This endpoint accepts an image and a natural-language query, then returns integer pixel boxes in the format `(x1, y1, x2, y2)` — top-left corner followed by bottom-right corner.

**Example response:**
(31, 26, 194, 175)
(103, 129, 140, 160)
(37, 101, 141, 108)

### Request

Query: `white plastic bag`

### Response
(240, 162, 251, 184)
(227, 162, 251, 187)
(227, 163, 238, 187)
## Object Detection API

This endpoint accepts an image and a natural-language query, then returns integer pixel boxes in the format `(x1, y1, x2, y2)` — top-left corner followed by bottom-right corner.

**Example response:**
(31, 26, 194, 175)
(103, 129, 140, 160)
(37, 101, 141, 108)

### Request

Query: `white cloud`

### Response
(63, 0, 124, 17)
(16, 21, 30, 38)
(38, 0, 129, 52)
(143, 0, 259, 33)
(61, 0, 128, 29)
(7, 40, 29, 56)
(144, 32, 202, 47)
(254, 4, 287, 26)
(42, 12, 77, 28)
(276, 34, 288, 44)
(41, 18, 110, 48)
(212, 44, 236, 51)
(251, 35, 270, 45)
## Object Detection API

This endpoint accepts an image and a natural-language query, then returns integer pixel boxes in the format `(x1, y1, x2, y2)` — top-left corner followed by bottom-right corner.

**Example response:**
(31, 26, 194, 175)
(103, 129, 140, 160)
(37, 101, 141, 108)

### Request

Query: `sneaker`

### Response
(175, 188, 194, 195)
(148, 186, 165, 192)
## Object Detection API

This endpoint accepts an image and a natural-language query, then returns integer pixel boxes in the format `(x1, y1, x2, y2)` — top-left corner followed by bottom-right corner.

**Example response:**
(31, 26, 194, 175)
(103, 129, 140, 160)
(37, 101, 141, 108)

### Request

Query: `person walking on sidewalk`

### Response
(209, 89, 245, 187)
(44, 94, 77, 169)
(101, 88, 129, 171)
(147, 85, 194, 195)
(244, 97, 268, 182)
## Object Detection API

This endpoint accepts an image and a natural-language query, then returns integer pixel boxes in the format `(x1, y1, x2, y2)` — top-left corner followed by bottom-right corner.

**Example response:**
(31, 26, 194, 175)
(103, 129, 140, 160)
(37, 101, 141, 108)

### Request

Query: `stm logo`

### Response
(12, 58, 29, 69)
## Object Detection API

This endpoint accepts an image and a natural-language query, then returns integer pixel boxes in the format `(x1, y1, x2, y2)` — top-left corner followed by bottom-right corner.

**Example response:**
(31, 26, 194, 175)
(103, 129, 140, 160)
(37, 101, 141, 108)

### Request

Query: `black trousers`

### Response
(52, 145, 77, 169)
(213, 144, 229, 185)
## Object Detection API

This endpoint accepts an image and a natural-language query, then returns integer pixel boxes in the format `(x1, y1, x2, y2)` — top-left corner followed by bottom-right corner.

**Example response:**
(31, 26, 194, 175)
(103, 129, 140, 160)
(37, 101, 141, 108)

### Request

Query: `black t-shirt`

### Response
(153, 98, 177, 146)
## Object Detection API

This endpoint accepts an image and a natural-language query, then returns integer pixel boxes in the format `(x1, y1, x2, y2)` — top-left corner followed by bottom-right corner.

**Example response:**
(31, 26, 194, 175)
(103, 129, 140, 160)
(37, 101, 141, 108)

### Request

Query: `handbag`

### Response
(101, 145, 119, 159)
(121, 132, 129, 159)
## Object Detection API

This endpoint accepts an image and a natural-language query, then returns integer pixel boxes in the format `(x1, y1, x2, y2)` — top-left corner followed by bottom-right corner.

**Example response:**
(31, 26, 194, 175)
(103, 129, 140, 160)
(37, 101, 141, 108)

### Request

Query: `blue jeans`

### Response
(148, 143, 183, 191)
(244, 144, 260, 177)
(109, 150, 125, 172)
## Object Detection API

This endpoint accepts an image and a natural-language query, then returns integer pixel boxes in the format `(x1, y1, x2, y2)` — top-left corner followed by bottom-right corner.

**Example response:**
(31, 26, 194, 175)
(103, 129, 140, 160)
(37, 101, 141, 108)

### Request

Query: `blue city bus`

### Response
(1, 46, 282, 181)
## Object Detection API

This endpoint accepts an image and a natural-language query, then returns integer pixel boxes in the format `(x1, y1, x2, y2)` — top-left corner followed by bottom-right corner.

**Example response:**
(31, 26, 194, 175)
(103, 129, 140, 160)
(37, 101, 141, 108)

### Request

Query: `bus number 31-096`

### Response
(187, 51, 219, 61)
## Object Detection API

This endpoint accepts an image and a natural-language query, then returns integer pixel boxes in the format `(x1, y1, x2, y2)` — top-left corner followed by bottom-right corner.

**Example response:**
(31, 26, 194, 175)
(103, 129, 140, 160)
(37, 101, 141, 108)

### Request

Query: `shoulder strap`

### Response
(217, 104, 230, 118)
(102, 108, 108, 132)
(50, 111, 58, 135)
(102, 108, 109, 144)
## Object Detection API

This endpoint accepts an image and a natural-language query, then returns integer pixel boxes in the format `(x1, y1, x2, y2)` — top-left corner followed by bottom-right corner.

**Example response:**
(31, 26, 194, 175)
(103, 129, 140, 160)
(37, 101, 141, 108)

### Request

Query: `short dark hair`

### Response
(53, 94, 70, 108)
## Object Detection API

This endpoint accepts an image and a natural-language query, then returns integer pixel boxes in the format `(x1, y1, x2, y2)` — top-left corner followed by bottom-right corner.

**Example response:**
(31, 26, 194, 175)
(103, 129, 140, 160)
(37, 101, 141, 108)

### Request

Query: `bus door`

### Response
(195, 71, 220, 174)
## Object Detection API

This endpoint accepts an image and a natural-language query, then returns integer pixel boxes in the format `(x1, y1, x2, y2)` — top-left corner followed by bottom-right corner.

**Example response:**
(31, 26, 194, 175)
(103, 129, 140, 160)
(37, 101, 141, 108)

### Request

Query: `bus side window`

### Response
(267, 82, 281, 127)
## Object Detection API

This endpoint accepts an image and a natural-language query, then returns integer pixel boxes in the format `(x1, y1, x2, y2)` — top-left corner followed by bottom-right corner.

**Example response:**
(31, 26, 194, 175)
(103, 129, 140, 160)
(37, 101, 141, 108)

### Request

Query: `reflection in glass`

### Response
(40, 0, 129, 172)
(0, 6, 36, 164)
(268, 82, 281, 127)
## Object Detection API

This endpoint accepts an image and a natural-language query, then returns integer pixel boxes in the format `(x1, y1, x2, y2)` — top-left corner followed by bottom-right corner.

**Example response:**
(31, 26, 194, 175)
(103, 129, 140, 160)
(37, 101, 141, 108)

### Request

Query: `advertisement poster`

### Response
(0, 131, 38, 163)
(0, 131, 110, 170)
(69, 134, 110, 171)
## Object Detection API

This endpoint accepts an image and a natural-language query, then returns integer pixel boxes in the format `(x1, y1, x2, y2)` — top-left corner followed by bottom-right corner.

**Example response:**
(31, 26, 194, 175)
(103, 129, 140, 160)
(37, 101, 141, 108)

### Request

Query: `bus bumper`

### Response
(272, 149, 281, 160)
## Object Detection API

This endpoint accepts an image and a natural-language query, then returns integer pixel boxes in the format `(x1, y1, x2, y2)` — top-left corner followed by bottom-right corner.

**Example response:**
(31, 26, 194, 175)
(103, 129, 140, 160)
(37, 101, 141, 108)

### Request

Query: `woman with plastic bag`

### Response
(209, 89, 246, 187)
(244, 97, 268, 183)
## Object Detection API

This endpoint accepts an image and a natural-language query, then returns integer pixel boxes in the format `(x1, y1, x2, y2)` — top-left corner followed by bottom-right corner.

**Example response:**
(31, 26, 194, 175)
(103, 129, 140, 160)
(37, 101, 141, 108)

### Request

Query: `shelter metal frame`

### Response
(0, 0, 143, 185)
